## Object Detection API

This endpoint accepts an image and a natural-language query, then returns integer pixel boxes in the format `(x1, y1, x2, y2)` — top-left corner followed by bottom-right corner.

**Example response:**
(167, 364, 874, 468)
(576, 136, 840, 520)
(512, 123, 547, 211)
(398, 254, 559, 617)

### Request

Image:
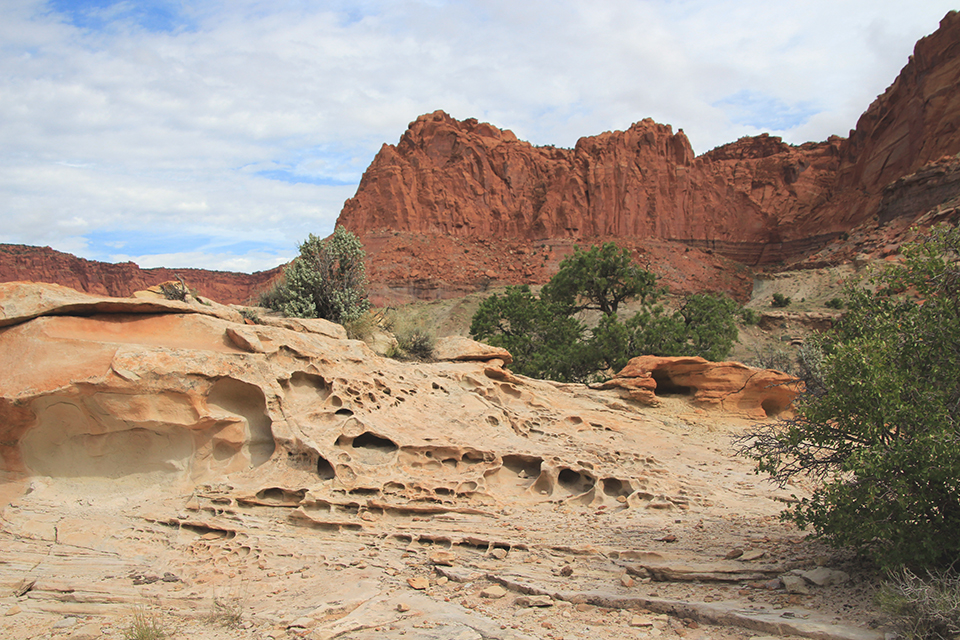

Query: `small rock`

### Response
(655, 534, 677, 542)
(480, 585, 507, 599)
(430, 551, 457, 566)
(515, 595, 553, 607)
(288, 616, 314, 629)
(53, 617, 77, 629)
(396, 603, 410, 612)
(781, 574, 811, 595)
(800, 566, 849, 587)
(5, 605, 21, 616)
(407, 576, 430, 590)
(437, 576, 449, 585)
(724, 548, 744, 559)
(559, 565, 574, 577)
(630, 616, 654, 627)
(490, 548, 508, 560)
(740, 549, 766, 561)
(620, 573, 635, 588)
(762, 578, 782, 590)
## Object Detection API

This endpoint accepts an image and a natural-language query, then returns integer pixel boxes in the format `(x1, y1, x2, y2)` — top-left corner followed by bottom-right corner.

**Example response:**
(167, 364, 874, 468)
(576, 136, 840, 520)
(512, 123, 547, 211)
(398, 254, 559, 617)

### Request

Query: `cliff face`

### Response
(339, 12, 960, 268)
(338, 113, 843, 265)
(0, 244, 279, 305)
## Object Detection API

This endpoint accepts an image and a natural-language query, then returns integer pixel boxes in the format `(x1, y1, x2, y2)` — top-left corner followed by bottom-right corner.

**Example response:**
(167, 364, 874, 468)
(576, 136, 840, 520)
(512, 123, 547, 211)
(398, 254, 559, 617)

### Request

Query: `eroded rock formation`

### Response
(597, 356, 800, 419)
(0, 282, 884, 640)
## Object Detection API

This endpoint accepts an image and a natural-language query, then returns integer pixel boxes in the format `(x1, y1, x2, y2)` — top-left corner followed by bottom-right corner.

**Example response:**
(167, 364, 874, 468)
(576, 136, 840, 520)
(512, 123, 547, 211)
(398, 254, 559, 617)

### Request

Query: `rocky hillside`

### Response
(0, 244, 279, 304)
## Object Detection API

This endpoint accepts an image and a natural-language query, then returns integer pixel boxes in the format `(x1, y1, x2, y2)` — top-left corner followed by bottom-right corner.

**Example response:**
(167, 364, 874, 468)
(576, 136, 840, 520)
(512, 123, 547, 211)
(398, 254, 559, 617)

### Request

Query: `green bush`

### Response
(261, 226, 370, 325)
(739, 224, 960, 569)
(825, 297, 844, 309)
(771, 292, 791, 308)
(470, 244, 743, 382)
(540, 242, 661, 314)
(739, 307, 761, 325)
(470, 285, 594, 381)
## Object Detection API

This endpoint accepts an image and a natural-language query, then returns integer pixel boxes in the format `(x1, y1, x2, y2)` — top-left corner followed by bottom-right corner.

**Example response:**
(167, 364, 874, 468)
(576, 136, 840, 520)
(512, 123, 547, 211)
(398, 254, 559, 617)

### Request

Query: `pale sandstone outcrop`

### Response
(0, 283, 875, 640)
(597, 355, 800, 419)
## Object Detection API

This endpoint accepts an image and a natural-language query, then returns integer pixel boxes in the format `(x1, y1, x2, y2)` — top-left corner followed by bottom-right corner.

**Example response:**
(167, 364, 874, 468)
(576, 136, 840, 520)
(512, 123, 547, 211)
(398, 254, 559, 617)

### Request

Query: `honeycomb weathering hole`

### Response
(558, 468, 595, 494)
(501, 455, 542, 478)
(317, 456, 336, 480)
(351, 432, 398, 452)
(207, 377, 276, 467)
(762, 398, 786, 417)
(335, 432, 398, 465)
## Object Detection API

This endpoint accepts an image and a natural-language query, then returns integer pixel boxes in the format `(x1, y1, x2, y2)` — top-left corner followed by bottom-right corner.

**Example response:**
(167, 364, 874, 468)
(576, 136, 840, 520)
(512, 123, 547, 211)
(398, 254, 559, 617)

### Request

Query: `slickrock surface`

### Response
(1, 283, 886, 639)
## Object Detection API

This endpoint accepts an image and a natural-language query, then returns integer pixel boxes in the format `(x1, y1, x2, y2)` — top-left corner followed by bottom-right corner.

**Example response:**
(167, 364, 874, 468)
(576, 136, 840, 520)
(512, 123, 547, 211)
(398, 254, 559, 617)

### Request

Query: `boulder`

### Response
(597, 355, 800, 419)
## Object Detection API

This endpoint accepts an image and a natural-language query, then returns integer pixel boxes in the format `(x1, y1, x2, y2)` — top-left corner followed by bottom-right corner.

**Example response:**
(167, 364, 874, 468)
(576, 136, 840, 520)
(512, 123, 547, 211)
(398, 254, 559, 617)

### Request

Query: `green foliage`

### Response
(470, 244, 743, 382)
(541, 242, 660, 315)
(739, 224, 960, 570)
(469, 285, 595, 382)
(878, 569, 960, 640)
(771, 292, 792, 307)
(739, 307, 761, 325)
(825, 297, 844, 309)
(677, 293, 740, 362)
(261, 226, 370, 325)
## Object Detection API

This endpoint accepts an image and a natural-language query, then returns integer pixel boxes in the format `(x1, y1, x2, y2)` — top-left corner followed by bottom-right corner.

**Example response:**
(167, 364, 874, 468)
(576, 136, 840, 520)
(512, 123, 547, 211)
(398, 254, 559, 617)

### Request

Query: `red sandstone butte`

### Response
(338, 11, 960, 275)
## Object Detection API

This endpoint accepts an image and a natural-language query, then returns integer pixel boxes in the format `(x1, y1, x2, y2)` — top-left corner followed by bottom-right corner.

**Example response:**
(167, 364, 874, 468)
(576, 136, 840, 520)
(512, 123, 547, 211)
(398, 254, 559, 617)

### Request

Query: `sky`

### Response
(1, 1, 957, 273)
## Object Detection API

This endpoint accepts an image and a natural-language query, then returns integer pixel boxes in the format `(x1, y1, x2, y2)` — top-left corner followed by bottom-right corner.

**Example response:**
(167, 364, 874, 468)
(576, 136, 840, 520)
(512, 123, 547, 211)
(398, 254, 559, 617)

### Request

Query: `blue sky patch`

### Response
(84, 229, 281, 261)
(713, 90, 819, 131)
(47, 0, 194, 34)
(255, 169, 359, 187)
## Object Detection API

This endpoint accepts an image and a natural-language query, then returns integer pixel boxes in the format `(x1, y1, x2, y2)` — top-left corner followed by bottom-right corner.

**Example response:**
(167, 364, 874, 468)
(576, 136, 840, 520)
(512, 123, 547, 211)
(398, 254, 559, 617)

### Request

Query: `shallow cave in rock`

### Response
(651, 369, 693, 396)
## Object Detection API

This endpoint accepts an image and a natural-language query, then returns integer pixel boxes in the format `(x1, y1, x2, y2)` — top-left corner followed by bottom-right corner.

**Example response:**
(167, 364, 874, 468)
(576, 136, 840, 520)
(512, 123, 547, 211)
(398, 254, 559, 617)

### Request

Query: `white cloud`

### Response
(0, 0, 956, 269)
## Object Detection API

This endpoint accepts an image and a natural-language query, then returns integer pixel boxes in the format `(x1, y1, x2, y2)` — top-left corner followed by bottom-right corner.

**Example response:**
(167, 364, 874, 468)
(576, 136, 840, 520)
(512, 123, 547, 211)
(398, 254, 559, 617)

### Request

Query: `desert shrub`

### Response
(471, 244, 743, 381)
(386, 315, 436, 360)
(878, 569, 960, 640)
(771, 292, 792, 307)
(158, 275, 190, 301)
(540, 242, 661, 314)
(747, 346, 797, 375)
(343, 310, 381, 341)
(260, 226, 370, 325)
(738, 224, 960, 570)
(740, 307, 761, 325)
(470, 285, 594, 381)
(825, 297, 844, 309)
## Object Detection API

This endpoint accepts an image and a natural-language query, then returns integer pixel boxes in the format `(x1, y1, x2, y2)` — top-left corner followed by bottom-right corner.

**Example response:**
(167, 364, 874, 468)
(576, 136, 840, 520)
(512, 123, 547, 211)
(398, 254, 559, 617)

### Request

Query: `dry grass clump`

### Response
(123, 606, 167, 640)
(877, 569, 960, 640)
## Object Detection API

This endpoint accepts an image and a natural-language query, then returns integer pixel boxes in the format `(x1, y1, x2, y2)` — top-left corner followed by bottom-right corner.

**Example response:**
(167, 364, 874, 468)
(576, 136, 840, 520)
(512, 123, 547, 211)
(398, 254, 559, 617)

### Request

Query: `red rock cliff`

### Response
(339, 12, 960, 267)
